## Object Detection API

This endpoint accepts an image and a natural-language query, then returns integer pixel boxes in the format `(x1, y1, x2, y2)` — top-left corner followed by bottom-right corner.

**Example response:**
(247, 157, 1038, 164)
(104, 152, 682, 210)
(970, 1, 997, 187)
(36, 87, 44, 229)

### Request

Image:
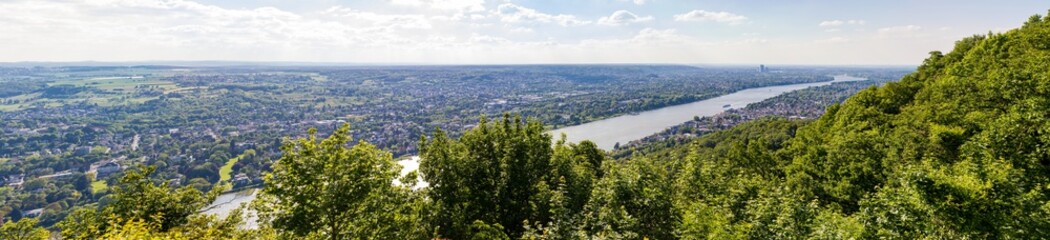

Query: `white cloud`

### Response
(388, 0, 485, 12)
(819, 19, 865, 27)
(0, 0, 957, 65)
(673, 10, 747, 25)
(578, 28, 690, 47)
(323, 6, 432, 29)
(495, 3, 590, 26)
(598, 10, 653, 26)
(878, 25, 922, 35)
(468, 33, 510, 44)
(506, 26, 534, 33)
(631, 28, 686, 42)
(740, 38, 768, 44)
(0, 0, 470, 61)
(815, 37, 850, 43)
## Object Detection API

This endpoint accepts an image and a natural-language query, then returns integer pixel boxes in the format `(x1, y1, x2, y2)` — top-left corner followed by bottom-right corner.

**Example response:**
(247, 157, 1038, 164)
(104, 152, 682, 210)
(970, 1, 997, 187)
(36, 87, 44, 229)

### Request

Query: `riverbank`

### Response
(612, 77, 888, 157)
(549, 75, 866, 150)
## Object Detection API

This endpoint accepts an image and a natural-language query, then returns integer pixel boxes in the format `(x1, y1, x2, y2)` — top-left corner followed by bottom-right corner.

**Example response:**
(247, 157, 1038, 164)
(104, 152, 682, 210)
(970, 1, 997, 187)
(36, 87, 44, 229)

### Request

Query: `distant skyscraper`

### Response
(759, 64, 768, 73)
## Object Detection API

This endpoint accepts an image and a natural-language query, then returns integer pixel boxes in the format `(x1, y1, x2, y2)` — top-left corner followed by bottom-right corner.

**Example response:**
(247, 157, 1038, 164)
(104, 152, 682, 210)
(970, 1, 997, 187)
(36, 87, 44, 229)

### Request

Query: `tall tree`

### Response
(107, 167, 214, 231)
(254, 123, 427, 239)
(419, 115, 552, 238)
(57, 166, 214, 238)
(420, 114, 606, 238)
(58, 166, 259, 239)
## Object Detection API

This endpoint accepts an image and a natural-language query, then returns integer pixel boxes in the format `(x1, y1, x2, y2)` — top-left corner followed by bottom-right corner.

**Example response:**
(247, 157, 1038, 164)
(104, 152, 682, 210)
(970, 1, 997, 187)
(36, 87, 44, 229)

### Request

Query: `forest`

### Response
(3, 9, 1050, 240)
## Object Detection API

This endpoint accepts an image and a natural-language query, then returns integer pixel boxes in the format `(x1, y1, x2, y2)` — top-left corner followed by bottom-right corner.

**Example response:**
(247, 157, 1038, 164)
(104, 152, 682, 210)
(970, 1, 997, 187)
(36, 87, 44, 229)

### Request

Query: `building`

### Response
(89, 160, 123, 178)
(22, 208, 43, 218)
(759, 64, 768, 73)
(39, 170, 75, 180)
(96, 161, 121, 178)
(74, 146, 93, 156)
(5, 174, 24, 188)
(233, 173, 251, 187)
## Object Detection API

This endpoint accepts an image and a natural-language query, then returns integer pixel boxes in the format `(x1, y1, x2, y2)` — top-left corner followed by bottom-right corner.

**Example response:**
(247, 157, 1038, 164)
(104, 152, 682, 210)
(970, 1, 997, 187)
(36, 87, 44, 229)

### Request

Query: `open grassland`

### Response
(50, 76, 177, 91)
(91, 180, 107, 194)
(0, 76, 178, 111)
(219, 154, 242, 182)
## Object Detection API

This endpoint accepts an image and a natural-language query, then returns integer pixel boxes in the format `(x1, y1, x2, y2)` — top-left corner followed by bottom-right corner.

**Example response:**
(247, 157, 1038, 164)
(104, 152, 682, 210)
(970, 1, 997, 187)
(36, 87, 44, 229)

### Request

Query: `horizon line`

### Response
(0, 60, 918, 68)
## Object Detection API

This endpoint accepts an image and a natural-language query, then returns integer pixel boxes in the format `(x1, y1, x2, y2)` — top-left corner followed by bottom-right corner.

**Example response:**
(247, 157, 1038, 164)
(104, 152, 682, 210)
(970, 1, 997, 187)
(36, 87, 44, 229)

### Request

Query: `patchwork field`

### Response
(0, 75, 178, 111)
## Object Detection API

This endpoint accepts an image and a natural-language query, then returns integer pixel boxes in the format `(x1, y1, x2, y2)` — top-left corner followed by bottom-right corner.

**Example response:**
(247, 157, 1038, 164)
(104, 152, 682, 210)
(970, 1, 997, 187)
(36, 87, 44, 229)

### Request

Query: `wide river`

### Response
(203, 75, 866, 223)
(549, 74, 866, 150)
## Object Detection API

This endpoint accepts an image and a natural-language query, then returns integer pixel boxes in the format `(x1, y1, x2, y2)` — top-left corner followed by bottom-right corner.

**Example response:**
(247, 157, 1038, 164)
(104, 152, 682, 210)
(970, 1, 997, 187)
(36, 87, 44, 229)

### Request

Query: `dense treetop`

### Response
(667, 11, 1050, 238)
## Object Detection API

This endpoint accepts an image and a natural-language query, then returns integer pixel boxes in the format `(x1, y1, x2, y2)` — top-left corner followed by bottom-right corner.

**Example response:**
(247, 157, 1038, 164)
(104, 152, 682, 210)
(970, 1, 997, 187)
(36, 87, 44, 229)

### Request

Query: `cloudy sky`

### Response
(0, 0, 1046, 65)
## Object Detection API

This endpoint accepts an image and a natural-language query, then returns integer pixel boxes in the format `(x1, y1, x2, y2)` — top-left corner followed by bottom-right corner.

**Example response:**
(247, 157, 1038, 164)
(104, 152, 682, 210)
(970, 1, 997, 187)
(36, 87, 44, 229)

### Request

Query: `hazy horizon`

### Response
(0, 60, 918, 68)
(1, 0, 1046, 65)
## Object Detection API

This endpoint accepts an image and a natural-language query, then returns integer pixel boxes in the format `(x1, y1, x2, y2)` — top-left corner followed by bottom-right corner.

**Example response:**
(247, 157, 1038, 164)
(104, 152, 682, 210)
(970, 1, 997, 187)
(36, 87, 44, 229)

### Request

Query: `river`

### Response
(202, 75, 866, 224)
(549, 75, 866, 150)
(200, 188, 259, 229)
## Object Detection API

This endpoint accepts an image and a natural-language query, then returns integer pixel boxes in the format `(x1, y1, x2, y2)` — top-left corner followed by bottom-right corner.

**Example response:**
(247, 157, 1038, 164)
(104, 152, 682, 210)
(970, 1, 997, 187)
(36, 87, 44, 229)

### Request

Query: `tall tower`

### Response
(759, 64, 767, 73)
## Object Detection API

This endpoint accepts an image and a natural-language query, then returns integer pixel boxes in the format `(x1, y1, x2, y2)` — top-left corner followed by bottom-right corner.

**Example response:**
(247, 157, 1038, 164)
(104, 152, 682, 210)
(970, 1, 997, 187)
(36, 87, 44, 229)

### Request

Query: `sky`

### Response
(0, 0, 1046, 65)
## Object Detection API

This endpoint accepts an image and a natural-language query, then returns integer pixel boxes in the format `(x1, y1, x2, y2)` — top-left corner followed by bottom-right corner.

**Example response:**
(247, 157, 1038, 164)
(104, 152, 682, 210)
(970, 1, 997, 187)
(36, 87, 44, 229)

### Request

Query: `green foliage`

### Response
(0, 218, 49, 240)
(92, 211, 273, 240)
(108, 166, 215, 231)
(583, 157, 676, 239)
(254, 123, 428, 239)
(55, 166, 264, 239)
(419, 115, 547, 238)
(670, 12, 1050, 239)
(57, 207, 106, 239)
(469, 220, 510, 240)
(419, 114, 607, 238)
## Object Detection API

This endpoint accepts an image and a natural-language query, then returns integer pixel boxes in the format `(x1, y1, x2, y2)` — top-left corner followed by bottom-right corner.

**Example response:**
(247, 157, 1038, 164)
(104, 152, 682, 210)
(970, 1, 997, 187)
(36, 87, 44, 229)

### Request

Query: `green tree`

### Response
(469, 220, 510, 240)
(419, 115, 553, 238)
(254, 123, 427, 239)
(108, 166, 215, 231)
(0, 218, 49, 240)
(92, 210, 272, 240)
(58, 166, 221, 239)
(421, 115, 607, 238)
(582, 158, 675, 240)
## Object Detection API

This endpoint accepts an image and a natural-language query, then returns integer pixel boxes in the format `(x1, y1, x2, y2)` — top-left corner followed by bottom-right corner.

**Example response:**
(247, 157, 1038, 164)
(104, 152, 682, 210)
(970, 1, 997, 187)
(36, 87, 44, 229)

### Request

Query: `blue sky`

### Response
(0, 0, 1046, 65)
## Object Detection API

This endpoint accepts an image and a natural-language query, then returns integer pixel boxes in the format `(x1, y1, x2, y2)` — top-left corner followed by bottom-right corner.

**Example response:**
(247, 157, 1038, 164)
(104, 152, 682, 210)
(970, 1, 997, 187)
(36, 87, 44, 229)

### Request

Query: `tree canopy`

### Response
(254, 123, 428, 239)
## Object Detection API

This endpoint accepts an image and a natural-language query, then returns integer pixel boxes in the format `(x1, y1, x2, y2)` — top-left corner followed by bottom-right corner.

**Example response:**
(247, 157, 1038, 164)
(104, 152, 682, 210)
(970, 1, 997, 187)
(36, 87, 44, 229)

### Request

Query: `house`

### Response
(232, 173, 251, 187)
(74, 146, 92, 156)
(39, 170, 75, 180)
(22, 208, 43, 218)
(168, 176, 184, 187)
(89, 160, 122, 178)
(235, 142, 257, 152)
(5, 174, 24, 188)
(96, 161, 121, 178)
